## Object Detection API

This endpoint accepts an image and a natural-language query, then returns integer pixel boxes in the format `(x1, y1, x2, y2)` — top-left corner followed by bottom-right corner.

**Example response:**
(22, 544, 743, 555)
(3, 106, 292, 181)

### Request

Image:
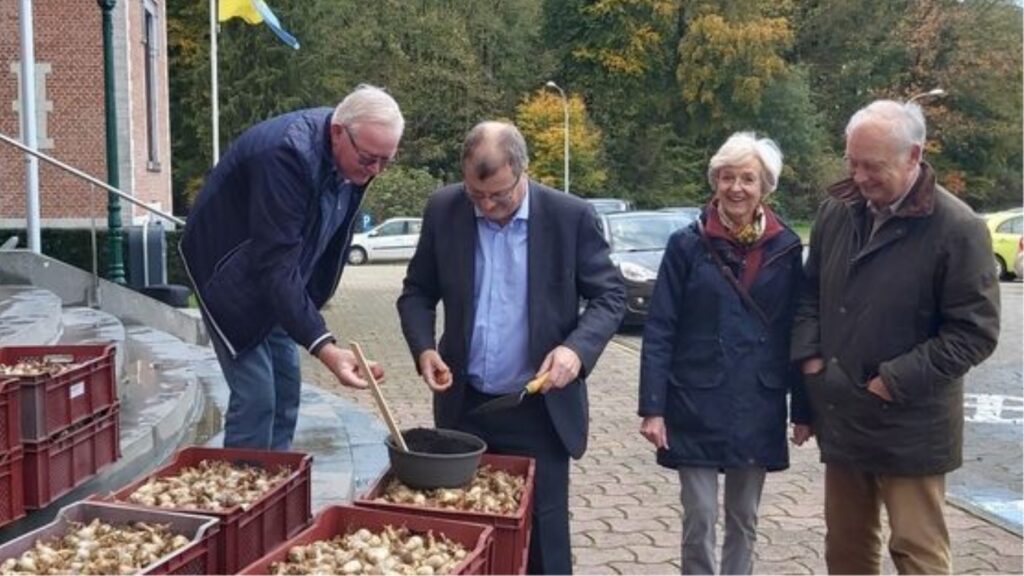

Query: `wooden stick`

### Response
(349, 341, 408, 452)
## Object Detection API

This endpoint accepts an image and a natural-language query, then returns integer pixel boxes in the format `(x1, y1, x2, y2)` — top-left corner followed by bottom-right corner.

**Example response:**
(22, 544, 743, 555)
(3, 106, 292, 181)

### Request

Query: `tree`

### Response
(516, 90, 608, 195)
(793, 0, 1023, 211)
(361, 166, 441, 221)
(544, 0, 687, 205)
(676, 10, 793, 132)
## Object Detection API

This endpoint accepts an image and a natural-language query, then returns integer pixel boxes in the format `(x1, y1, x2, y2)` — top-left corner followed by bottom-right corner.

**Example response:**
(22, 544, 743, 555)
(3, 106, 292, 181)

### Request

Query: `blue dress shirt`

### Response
(468, 190, 533, 394)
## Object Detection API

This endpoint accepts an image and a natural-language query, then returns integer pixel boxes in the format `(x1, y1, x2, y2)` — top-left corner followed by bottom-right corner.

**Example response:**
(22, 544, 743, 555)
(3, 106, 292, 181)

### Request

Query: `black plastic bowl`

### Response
(385, 428, 487, 490)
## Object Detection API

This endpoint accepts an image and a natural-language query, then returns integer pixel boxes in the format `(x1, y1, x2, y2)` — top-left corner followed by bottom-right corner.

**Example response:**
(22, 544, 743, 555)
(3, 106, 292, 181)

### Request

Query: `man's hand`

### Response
(866, 375, 893, 402)
(640, 416, 670, 450)
(316, 343, 383, 389)
(792, 424, 814, 446)
(802, 356, 825, 375)
(417, 349, 452, 392)
(537, 345, 582, 392)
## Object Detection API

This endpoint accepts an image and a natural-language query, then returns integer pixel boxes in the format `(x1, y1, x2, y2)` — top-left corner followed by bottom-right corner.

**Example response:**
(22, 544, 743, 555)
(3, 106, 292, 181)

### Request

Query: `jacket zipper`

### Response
(179, 241, 239, 359)
(327, 186, 367, 298)
(761, 238, 802, 269)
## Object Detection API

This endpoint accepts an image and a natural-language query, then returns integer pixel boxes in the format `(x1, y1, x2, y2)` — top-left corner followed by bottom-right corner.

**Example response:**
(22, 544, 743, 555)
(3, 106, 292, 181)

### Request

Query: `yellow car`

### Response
(985, 208, 1023, 280)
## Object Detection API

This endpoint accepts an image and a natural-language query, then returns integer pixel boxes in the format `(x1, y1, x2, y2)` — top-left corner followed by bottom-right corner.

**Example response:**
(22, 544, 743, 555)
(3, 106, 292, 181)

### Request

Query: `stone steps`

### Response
(0, 286, 62, 346)
(0, 277, 385, 538)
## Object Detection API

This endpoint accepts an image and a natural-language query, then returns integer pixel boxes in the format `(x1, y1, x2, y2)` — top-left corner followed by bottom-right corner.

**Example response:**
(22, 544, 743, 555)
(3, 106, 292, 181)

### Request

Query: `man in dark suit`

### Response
(397, 121, 626, 574)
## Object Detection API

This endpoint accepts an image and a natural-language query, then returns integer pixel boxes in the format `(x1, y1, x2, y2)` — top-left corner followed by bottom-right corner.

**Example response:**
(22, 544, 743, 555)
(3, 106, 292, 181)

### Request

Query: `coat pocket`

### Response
(671, 337, 725, 389)
(758, 367, 789, 390)
(202, 242, 263, 323)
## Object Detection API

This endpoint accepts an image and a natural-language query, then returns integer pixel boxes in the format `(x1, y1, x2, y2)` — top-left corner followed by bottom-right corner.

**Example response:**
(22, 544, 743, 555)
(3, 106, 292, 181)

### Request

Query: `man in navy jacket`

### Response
(181, 85, 403, 450)
(398, 121, 625, 573)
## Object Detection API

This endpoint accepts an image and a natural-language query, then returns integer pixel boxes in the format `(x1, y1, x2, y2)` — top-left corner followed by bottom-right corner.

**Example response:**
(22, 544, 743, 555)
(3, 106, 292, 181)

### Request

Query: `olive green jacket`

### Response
(792, 163, 1000, 476)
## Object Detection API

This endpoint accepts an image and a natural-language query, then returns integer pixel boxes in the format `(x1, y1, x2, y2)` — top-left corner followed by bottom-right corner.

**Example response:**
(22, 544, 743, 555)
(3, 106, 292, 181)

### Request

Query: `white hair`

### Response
(845, 99, 926, 152)
(331, 84, 404, 136)
(707, 132, 784, 193)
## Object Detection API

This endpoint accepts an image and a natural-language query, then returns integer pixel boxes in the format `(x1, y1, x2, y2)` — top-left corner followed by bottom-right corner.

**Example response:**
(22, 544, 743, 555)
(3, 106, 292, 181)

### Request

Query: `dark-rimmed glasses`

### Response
(345, 127, 396, 167)
(465, 173, 522, 205)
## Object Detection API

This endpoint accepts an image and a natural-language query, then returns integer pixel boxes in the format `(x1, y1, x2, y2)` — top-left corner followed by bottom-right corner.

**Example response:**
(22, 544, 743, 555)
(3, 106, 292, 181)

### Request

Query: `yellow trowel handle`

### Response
(525, 372, 550, 394)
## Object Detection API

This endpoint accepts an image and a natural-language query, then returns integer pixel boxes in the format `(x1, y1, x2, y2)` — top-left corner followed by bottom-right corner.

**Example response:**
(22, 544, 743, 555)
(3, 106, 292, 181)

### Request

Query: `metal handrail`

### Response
(0, 131, 184, 226)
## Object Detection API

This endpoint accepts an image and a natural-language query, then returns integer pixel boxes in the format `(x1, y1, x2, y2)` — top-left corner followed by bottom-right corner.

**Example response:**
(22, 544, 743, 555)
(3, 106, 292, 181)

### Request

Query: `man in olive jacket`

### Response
(792, 99, 999, 574)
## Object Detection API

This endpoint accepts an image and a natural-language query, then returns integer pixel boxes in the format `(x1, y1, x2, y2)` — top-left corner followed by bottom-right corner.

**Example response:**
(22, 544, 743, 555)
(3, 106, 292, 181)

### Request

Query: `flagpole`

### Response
(209, 0, 219, 164)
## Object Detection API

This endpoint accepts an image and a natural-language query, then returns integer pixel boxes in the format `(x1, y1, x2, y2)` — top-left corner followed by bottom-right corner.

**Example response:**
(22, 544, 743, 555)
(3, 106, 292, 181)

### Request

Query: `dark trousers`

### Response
(455, 386, 573, 575)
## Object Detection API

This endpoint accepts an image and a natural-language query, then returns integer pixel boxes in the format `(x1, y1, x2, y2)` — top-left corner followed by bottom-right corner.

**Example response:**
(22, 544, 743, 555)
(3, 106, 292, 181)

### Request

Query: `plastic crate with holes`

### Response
(239, 505, 494, 575)
(0, 377, 19, 455)
(355, 453, 536, 575)
(0, 501, 219, 575)
(105, 446, 313, 574)
(0, 448, 25, 529)
(22, 404, 121, 509)
(0, 344, 117, 441)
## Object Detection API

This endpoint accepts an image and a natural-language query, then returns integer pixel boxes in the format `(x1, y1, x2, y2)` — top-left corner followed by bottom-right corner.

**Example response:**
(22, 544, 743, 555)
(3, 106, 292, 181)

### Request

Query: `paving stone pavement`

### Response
(301, 264, 1023, 575)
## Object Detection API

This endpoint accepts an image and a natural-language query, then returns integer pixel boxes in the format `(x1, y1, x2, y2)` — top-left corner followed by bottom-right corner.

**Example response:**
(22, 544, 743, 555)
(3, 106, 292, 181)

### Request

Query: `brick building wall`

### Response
(0, 1, 171, 229)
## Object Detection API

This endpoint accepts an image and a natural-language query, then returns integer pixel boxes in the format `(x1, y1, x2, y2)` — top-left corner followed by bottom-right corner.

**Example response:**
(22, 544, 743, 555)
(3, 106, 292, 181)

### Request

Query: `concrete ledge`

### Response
(59, 307, 127, 389)
(0, 250, 207, 346)
(0, 285, 62, 345)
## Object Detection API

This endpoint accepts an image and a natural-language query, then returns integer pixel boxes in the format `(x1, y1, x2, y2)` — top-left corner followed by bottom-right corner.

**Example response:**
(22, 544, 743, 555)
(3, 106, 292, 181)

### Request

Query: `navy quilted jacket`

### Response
(180, 108, 364, 358)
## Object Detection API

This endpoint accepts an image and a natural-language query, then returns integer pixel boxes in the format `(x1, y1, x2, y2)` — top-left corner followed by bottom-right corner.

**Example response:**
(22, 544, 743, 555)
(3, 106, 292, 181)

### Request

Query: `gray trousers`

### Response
(678, 466, 767, 575)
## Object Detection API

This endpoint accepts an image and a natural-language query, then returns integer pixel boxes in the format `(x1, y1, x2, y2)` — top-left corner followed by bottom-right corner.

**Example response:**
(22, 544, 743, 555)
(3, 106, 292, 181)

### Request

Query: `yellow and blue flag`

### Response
(218, 0, 300, 50)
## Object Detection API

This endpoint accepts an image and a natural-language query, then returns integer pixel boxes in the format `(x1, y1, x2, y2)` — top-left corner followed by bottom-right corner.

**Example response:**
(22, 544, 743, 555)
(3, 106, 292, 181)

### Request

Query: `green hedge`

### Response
(1, 228, 190, 287)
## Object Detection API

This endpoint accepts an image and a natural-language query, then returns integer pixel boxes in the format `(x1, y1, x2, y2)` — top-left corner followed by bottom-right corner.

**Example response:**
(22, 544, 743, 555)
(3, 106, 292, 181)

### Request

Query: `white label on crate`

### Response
(44, 354, 75, 364)
(70, 382, 86, 399)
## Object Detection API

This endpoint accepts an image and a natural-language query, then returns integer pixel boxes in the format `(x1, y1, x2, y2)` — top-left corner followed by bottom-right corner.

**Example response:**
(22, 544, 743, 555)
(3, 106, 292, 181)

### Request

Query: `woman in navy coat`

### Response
(638, 132, 812, 574)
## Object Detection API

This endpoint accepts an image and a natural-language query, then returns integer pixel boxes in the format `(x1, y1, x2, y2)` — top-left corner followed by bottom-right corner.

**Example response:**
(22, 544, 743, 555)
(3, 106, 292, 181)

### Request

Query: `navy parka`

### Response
(639, 214, 811, 471)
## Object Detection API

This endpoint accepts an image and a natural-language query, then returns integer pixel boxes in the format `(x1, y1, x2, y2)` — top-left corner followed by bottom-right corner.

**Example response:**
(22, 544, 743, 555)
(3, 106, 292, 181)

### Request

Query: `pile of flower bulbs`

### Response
(0, 518, 190, 575)
(376, 465, 525, 515)
(0, 360, 69, 377)
(270, 526, 467, 575)
(125, 459, 291, 511)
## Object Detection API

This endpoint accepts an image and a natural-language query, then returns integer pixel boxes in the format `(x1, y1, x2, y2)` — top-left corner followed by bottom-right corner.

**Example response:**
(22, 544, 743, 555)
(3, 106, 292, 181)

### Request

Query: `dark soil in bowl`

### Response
(403, 427, 480, 454)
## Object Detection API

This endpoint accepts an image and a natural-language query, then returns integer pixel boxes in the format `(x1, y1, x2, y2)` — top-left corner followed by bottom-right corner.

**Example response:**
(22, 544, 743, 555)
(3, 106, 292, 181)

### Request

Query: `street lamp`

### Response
(544, 81, 570, 195)
(99, 0, 125, 284)
(908, 88, 946, 104)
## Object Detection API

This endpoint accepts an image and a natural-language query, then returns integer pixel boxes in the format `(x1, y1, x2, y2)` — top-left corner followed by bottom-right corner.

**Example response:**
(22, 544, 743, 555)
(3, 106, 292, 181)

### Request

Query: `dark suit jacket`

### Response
(397, 181, 626, 458)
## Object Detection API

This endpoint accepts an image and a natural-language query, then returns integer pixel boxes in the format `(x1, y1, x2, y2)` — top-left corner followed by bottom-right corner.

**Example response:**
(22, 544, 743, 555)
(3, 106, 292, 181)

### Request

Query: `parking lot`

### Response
(615, 281, 1024, 533)
(305, 264, 1022, 573)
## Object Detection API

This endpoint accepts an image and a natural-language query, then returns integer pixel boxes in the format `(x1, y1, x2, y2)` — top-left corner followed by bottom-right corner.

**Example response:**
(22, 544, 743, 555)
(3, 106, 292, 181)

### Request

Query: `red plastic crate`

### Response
(22, 404, 121, 509)
(0, 501, 219, 575)
(0, 378, 19, 455)
(0, 344, 117, 441)
(355, 453, 536, 575)
(106, 446, 313, 575)
(239, 505, 494, 575)
(0, 448, 25, 529)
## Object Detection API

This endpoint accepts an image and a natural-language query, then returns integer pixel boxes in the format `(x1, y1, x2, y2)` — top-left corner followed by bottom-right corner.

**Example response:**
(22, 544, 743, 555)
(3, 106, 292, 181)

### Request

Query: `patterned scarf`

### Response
(717, 202, 766, 247)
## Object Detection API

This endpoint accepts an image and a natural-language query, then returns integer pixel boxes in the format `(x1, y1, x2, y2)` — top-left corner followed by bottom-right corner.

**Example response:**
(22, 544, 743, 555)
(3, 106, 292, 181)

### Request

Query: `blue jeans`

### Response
(211, 325, 302, 450)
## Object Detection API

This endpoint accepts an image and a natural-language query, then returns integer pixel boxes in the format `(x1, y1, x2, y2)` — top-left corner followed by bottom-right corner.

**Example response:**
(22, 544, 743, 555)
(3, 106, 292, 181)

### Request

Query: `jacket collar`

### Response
(827, 162, 937, 220)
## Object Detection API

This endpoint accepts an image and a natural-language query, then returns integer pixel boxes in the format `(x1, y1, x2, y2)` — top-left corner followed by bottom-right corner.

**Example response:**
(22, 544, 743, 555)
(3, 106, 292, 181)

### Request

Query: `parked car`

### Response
(985, 208, 1023, 279)
(595, 210, 695, 326)
(347, 217, 422, 265)
(585, 198, 635, 214)
(659, 206, 702, 220)
(1015, 235, 1023, 279)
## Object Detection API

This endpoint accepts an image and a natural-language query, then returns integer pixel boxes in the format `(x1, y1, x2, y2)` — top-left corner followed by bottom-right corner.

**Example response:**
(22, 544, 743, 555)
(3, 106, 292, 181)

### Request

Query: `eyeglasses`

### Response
(345, 127, 396, 168)
(465, 174, 522, 205)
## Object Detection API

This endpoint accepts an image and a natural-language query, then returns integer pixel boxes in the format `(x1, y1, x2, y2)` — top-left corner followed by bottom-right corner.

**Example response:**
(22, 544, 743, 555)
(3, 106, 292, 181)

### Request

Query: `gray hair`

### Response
(845, 99, 926, 152)
(707, 131, 784, 193)
(331, 84, 404, 136)
(461, 121, 529, 180)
